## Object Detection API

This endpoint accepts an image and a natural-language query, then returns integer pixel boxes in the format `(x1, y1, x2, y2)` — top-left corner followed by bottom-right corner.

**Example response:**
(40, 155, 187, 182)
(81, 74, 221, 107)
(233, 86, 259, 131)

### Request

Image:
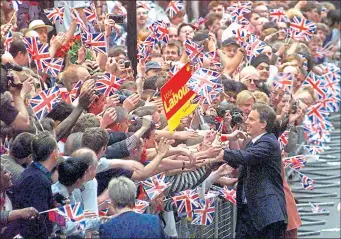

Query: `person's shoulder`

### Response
(258, 133, 280, 147)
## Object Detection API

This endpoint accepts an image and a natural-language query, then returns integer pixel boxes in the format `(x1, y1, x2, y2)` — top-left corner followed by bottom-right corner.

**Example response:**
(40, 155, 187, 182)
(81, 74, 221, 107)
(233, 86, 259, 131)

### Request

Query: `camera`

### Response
(108, 14, 124, 24)
(291, 100, 298, 114)
(216, 101, 235, 118)
(230, 108, 244, 128)
(0, 63, 23, 93)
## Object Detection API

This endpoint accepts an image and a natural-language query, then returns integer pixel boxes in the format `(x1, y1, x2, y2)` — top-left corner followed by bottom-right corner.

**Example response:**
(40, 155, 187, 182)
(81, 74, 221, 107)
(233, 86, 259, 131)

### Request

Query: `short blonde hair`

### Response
(296, 85, 317, 105)
(108, 177, 137, 208)
(236, 90, 256, 107)
(253, 91, 270, 104)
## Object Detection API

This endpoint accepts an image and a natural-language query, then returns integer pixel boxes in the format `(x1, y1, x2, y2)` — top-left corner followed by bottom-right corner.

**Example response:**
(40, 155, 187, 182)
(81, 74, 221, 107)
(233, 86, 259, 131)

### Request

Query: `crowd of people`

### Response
(0, 0, 340, 238)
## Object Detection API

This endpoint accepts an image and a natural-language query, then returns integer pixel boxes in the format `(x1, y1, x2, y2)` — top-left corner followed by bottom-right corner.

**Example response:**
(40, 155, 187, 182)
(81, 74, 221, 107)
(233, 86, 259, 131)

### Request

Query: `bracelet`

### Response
(181, 160, 185, 171)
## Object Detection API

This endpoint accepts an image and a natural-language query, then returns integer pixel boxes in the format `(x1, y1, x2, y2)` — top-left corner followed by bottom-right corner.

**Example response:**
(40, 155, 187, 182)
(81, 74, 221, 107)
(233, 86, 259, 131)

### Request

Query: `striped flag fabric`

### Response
(84, 3, 97, 25)
(48, 210, 66, 226)
(59, 80, 83, 104)
(172, 189, 200, 217)
(166, 1, 184, 18)
(142, 173, 169, 201)
(90, 33, 107, 55)
(191, 198, 215, 225)
(272, 72, 295, 93)
(41, 58, 64, 78)
(136, 1, 151, 11)
(289, 16, 316, 41)
(283, 155, 307, 169)
(4, 30, 13, 52)
(278, 130, 289, 151)
(270, 8, 288, 22)
(95, 73, 124, 97)
(299, 174, 314, 190)
(44, 7, 64, 25)
(133, 200, 149, 214)
(302, 71, 328, 100)
(184, 38, 204, 62)
(29, 86, 61, 120)
(53, 202, 85, 222)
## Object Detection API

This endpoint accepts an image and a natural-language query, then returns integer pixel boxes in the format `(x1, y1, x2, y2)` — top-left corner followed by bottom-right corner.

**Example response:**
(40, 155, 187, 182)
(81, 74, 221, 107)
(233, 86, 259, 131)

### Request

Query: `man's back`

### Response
(99, 211, 166, 239)
(5, 164, 54, 238)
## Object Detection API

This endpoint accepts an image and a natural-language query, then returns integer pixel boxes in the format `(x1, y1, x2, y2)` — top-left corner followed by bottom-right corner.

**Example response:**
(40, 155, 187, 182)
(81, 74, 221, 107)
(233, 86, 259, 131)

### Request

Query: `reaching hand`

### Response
(141, 115, 152, 129)
(203, 130, 217, 144)
(78, 80, 97, 109)
(105, 57, 119, 75)
(77, 46, 86, 64)
(19, 207, 39, 220)
(121, 160, 144, 172)
(215, 163, 234, 176)
(228, 130, 247, 141)
(156, 137, 170, 157)
(122, 93, 140, 113)
(101, 108, 117, 128)
(205, 146, 222, 158)
(21, 77, 35, 96)
(175, 130, 199, 140)
(137, 59, 146, 77)
(103, 94, 120, 111)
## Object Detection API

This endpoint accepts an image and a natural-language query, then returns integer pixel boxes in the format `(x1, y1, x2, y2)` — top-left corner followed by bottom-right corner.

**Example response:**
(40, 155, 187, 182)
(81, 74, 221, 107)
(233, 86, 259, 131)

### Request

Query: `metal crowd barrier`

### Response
(175, 198, 235, 238)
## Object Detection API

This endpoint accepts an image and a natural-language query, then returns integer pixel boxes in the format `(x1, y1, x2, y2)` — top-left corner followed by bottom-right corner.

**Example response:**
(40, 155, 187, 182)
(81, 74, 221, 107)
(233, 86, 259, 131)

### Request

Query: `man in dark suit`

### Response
(218, 102, 287, 238)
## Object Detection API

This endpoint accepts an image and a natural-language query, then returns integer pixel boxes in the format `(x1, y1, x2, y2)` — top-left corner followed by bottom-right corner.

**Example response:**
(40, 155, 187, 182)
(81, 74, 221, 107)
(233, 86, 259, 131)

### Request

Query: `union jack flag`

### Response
(299, 174, 314, 190)
(232, 27, 249, 48)
(133, 200, 149, 214)
(41, 58, 64, 78)
(303, 145, 325, 155)
(245, 37, 266, 62)
(283, 155, 307, 169)
(319, 94, 340, 113)
(192, 17, 208, 29)
(303, 71, 328, 100)
(305, 103, 329, 125)
(191, 198, 215, 225)
(29, 86, 61, 120)
(90, 33, 107, 55)
(81, 32, 91, 48)
(278, 130, 289, 151)
(166, 1, 184, 18)
(95, 73, 124, 97)
(322, 72, 340, 97)
(186, 68, 220, 104)
(84, 3, 97, 25)
(213, 186, 236, 205)
(290, 17, 316, 41)
(60, 80, 83, 104)
(72, 8, 90, 33)
(310, 202, 327, 213)
(172, 189, 200, 217)
(203, 83, 223, 105)
(48, 210, 66, 226)
(185, 38, 204, 62)
(53, 202, 85, 222)
(270, 8, 288, 22)
(136, 1, 151, 11)
(4, 30, 13, 52)
(142, 173, 169, 201)
(44, 7, 64, 25)
(230, 9, 250, 26)
(227, 1, 251, 14)
(150, 21, 170, 44)
(26, 42, 50, 72)
(272, 72, 294, 93)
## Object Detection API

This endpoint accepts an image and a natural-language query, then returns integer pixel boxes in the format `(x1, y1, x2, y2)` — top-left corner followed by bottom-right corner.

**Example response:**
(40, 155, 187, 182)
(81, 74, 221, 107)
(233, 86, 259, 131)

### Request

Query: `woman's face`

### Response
(136, 7, 148, 26)
(178, 25, 194, 42)
(256, 62, 270, 81)
(276, 94, 290, 115)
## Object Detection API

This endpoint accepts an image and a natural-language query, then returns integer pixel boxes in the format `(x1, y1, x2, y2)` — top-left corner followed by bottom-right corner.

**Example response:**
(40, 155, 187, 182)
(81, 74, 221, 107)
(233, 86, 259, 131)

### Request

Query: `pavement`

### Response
(288, 113, 341, 238)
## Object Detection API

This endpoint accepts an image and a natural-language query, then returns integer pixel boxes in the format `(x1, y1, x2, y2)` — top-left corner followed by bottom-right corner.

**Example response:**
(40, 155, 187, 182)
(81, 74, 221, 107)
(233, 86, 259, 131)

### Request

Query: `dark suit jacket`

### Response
(224, 132, 287, 230)
(99, 211, 166, 239)
(4, 164, 54, 239)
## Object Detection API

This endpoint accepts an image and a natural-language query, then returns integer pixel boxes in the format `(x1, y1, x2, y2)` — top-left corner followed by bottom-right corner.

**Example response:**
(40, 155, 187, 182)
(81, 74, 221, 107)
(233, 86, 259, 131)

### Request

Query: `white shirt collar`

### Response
(252, 132, 267, 144)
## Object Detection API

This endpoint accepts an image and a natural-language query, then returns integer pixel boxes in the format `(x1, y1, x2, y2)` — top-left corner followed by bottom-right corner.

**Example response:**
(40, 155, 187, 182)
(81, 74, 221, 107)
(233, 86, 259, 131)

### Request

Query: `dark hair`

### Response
(128, 116, 155, 139)
(144, 76, 157, 90)
(262, 22, 278, 31)
(58, 157, 89, 187)
(31, 131, 57, 162)
(108, 46, 127, 58)
(81, 127, 109, 155)
(252, 102, 276, 133)
(9, 39, 27, 58)
(327, 9, 341, 27)
(204, 12, 221, 29)
(71, 113, 100, 134)
(40, 117, 55, 133)
(46, 101, 74, 122)
(300, 2, 318, 13)
(10, 132, 34, 159)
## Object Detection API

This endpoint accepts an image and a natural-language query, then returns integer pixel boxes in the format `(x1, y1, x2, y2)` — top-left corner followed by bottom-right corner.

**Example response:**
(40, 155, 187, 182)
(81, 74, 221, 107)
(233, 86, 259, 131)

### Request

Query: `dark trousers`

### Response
(236, 205, 287, 239)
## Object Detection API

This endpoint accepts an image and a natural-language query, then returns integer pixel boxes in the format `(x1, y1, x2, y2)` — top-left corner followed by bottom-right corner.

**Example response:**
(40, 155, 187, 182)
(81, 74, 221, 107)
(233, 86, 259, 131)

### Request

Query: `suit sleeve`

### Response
(223, 139, 276, 167)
